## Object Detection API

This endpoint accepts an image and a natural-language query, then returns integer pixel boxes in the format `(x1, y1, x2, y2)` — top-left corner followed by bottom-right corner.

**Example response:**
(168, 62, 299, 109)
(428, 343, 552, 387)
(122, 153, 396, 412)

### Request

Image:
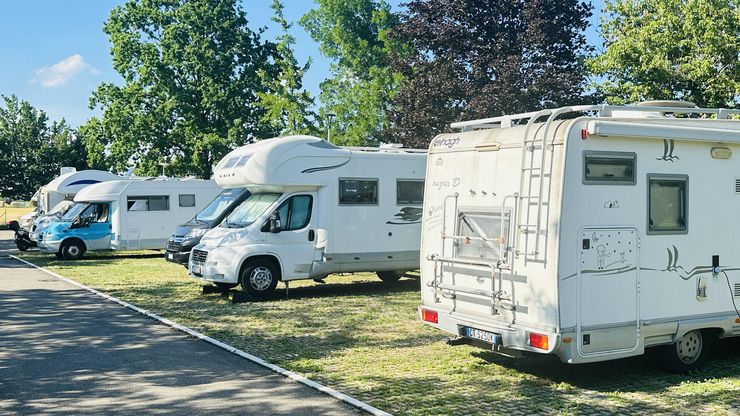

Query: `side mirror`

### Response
(269, 212, 282, 233)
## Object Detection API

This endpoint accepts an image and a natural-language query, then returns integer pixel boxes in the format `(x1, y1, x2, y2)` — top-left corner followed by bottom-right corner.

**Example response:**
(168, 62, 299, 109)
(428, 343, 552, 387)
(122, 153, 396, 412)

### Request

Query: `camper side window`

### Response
(648, 175, 688, 234)
(127, 196, 170, 211)
(397, 180, 424, 205)
(339, 179, 378, 205)
(179, 194, 196, 207)
(583, 151, 636, 185)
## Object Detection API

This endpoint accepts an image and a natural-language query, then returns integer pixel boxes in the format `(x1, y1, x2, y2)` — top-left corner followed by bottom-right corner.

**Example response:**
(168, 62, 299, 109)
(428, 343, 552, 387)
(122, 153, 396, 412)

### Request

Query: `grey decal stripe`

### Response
(301, 159, 350, 173)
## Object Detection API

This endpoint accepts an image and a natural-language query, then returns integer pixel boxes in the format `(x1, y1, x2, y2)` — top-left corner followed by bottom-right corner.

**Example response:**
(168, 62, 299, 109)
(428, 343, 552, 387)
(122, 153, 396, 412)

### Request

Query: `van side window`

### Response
(272, 195, 312, 231)
(648, 175, 688, 234)
(179, 194, 196, 207)
(339, 179, 378, 205)
(397, 180, 424, 205)
(583, 151, 636, 185)
(127, 196, 170, 211)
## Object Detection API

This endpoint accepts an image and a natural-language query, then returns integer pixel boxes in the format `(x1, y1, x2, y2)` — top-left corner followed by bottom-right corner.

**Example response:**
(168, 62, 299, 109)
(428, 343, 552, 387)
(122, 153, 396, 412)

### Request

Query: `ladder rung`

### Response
(518, 224, 537, 228)
(527, 201, 548, 206)
(521, 167, 541, 171)
(530, 173, 550, 178)
(519, 196, 539, 199)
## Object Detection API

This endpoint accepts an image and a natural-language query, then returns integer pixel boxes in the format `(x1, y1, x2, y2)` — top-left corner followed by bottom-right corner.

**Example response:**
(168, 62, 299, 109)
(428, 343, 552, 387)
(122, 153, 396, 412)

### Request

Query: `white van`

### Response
(38, 178, 221, 259)
(418, 101, 740, 372)
(189, 136, 426, 297)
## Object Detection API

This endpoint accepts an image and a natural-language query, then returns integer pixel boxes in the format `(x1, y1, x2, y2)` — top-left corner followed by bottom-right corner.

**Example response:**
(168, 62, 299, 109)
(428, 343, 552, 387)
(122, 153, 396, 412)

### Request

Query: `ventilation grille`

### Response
(735, 283, 740, 297)
(735, 179, 740, 193)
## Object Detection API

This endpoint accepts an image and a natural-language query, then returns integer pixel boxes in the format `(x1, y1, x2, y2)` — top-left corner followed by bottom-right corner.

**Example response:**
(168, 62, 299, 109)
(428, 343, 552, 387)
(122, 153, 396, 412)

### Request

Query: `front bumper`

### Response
(38, 239, 63, 253)
(188, 246, 240, 284)
(165, 249, 192, 265)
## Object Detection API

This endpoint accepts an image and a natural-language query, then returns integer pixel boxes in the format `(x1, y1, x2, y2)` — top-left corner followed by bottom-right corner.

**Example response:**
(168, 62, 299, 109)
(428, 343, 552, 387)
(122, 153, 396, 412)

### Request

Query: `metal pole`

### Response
(326, 113, 336, 144)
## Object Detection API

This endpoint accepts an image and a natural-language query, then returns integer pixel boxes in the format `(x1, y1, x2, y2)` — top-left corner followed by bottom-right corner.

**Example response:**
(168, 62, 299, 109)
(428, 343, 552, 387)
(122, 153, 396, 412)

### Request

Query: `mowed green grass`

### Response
(18, 250, 740, 415)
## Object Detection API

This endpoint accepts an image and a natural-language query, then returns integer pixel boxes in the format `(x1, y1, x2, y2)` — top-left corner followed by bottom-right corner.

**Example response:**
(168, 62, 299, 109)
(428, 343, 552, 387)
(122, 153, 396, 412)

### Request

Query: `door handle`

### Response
(308, 230, 315, 241)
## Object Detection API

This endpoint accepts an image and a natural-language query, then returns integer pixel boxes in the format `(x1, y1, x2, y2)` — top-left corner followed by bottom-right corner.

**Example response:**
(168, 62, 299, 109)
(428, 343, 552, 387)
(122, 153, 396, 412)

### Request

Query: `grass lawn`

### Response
(18, 250, 740, 415)
(1, 207, 32, 223)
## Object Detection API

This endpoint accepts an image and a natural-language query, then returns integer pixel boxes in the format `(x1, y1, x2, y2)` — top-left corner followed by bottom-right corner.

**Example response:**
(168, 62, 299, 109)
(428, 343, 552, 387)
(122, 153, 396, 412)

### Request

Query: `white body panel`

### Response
(75, 179, 222, 250)
(419, 104, 740, 364)
(190, 136, 426, 285)
(39, 170, 121, 212)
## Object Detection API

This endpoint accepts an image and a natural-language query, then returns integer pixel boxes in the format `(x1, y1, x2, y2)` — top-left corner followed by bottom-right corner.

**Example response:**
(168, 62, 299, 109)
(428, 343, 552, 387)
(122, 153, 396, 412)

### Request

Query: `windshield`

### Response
(222, 193, 280, 228)
(48, 200, 75, 216)
(60, 203, 89, 222)
(195, 188, 246, 222)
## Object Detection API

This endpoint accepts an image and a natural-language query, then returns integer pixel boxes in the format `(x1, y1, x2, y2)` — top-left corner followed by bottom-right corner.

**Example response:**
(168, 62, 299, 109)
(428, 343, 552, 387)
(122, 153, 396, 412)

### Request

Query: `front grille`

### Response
(191, 249, 208, 264)
(167, 240, 183, 252)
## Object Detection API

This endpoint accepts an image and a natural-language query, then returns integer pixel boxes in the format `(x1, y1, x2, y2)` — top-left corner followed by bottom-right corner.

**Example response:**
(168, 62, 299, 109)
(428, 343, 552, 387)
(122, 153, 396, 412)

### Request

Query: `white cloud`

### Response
(31, 54, 99, 88)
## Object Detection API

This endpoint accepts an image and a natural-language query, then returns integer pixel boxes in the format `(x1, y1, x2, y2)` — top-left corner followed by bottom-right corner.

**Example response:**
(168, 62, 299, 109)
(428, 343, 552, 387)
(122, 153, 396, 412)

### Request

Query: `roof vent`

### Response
(735, 283, 740, 297)
(735, 179, 740, 194)
(637, 100, 697, 108)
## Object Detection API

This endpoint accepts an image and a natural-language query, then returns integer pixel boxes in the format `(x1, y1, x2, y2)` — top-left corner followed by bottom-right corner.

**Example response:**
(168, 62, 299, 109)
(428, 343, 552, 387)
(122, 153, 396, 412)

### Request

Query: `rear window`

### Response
(583, 151, 636, 185)
(339, 179, 378, 205)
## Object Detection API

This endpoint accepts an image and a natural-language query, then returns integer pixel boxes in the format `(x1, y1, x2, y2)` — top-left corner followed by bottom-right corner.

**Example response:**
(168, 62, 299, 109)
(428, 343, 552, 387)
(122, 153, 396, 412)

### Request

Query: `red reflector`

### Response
(421, 308, 438, 324)
(529, 332, 549, 350)
(581, 128, 588, 140)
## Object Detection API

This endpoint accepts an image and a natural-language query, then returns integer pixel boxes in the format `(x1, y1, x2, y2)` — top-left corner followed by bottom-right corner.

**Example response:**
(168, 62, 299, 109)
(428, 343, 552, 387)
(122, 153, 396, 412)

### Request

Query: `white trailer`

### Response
(189, 135, 426, 297)
(38, 178, 221, 259)
(418, 101, 740, 372)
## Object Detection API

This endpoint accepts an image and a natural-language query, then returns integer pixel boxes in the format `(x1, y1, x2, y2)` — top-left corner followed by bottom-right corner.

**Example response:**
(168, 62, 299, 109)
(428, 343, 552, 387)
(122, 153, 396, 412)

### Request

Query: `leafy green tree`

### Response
(90, 0, 278, 178)
(383, 0, 594, 148)
(257, 0, 318, 136)
(589, 0, 739, 107)
(0, 95, 88, 200)
(300, 0, 403, 146)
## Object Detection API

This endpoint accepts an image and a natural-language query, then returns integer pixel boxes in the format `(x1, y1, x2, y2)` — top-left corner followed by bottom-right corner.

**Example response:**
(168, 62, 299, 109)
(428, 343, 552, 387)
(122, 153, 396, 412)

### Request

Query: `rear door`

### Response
(577, 227, 640, 356)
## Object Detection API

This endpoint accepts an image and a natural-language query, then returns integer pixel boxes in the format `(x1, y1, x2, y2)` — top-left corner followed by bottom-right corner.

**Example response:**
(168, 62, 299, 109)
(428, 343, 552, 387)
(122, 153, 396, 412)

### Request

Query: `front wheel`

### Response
(61, 240, 85, 260)
(16, 241, 30, 251)
(377, 270, 404, 283)
(659, 329, 712, 373)
(239, 259, 279, 300)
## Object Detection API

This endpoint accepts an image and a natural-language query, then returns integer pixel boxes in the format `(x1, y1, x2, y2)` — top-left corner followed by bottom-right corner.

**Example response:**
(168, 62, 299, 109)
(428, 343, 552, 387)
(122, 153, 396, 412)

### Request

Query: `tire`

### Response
(16, 241, 29, 251)
(214, 282, 237, 291)
(377, 270, 404, 283)
(239, 259, 279, 299)
(659, 329, 712, 373)
(61, 240, 85, 260)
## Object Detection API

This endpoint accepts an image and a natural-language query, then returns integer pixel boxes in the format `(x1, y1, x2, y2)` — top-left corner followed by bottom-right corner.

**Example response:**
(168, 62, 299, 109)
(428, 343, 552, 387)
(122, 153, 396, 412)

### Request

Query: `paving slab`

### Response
(0, 255, 363, 415)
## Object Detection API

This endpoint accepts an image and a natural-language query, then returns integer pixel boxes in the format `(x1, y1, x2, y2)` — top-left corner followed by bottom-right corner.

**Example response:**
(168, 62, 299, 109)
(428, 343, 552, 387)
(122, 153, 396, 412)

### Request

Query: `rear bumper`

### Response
(419, 305, 565, 358)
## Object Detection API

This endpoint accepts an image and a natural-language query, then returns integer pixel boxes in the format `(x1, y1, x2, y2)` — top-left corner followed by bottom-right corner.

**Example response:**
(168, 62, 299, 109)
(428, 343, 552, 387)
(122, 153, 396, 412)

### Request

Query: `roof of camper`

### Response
(214, 135, 426, 188)
(45, 169, 121, 193)
(74, 178, 218, 202)
(433, 103, 740, 152)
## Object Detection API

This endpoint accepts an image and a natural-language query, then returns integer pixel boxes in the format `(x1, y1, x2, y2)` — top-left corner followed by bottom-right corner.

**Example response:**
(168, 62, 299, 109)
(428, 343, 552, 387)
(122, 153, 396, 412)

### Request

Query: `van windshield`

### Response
(48, 200, 75, 216)
(222, 193, 281, 228)
(195, 188, 246, 223)
(60, 203, 89, 222)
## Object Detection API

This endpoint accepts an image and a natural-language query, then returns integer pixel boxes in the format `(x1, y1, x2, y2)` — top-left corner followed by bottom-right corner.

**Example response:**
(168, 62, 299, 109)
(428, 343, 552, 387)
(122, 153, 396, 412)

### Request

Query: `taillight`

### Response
(528, 332, 549, 350)
(421, 308, 438, 324)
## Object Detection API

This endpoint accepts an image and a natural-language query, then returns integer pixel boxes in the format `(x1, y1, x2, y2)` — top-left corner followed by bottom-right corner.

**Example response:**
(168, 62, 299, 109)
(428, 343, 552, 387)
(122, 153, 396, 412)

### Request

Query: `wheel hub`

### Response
(249, 266, 272, 291)
(68, 246, 80, 256)
(676, 331, 702, 364)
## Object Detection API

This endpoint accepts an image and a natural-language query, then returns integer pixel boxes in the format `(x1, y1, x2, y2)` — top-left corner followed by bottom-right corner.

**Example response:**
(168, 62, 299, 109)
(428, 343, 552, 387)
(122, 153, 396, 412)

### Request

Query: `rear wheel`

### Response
(659, 329, 712, 373)
(377, 270, 404, 283)
(61, 240, 85, 260)
(239, 259, 279, 300)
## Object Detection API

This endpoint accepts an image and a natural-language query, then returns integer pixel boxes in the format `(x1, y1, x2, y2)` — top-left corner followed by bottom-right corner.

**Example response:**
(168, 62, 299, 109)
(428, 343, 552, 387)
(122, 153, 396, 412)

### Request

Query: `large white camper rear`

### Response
(38, 178, 221, 259)
(38, 169, 121, 213)
(419, 102, 740, 371)
(189, 135, 426, 297)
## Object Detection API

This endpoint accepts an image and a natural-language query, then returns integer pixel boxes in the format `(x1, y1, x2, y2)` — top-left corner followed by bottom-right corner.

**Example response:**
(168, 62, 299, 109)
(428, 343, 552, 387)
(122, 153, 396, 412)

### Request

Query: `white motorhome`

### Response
(38, 169, 121, 213)
(189, 136, 426, 297)
(38, 178, 221, 259)
(418, 102, 740, 372)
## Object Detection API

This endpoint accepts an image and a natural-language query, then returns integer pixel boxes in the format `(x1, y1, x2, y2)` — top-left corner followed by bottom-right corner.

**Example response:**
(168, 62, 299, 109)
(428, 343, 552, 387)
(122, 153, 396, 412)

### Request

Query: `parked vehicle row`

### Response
(13, 101, 740, 372)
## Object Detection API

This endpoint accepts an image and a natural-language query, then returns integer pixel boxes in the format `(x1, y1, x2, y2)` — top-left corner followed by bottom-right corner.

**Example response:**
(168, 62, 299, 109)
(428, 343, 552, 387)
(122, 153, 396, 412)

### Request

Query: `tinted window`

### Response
(339, 179, 378, 205)
(397, 180, 424, 205)
(648, 175, 687, 234)
(127, 196, 169, 211)
(584, 152, 636, 184)
(179, 194, 196, 207)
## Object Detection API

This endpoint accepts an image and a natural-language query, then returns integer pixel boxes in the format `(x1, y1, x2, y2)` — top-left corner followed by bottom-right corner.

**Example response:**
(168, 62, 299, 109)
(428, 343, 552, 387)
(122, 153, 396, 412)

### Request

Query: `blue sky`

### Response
(0, 0, 605, 127)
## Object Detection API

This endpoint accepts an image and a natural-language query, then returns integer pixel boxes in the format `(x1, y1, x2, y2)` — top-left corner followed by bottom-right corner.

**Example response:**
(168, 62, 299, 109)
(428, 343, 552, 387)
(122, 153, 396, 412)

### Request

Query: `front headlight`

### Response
(221, 229, 249, 246)
(184, 228, 208, 239)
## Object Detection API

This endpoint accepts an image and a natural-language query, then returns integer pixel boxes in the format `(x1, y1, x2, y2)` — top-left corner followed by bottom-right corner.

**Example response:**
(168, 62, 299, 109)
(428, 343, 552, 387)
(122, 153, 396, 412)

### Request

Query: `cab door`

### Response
(263, 193, 318, 280)
(83, 203, 112, 250)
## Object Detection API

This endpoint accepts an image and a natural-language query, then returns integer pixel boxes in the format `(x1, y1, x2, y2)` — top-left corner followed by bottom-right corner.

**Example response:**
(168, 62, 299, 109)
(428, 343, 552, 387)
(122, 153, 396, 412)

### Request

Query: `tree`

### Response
(90, 0, 278, 178)
(300, 0, 403, 145)
(384, 0, 594, 148)
(0, 95, 88, 200)
(257, 0, 318, 136)
(589, 0, 739, 107)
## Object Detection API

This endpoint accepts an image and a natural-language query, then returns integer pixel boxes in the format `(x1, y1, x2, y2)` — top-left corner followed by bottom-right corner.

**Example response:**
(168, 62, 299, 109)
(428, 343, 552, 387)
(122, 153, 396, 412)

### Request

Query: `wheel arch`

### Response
(61, 237, 87, 253)
(238, 254, 283, 281)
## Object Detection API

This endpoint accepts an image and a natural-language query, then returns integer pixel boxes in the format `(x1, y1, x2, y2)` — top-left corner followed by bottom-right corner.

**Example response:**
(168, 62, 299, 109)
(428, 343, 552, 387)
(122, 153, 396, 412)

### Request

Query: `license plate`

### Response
(166, 253, 174, 260)
(192, 265, 202, 275)
(464, 327, 501, 344)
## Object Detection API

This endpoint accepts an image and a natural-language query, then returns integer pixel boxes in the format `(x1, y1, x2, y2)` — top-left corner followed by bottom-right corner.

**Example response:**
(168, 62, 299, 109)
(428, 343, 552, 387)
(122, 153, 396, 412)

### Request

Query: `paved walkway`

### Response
(0, 251, 361, 415)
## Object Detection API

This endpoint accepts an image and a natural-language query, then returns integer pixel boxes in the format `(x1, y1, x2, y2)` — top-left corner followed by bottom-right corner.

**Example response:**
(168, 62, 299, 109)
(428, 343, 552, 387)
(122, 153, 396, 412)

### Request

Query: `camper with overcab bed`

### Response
(38, 178, 221, 259)
(188, 135, 426, 298)
(418, 101, 740, 372)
